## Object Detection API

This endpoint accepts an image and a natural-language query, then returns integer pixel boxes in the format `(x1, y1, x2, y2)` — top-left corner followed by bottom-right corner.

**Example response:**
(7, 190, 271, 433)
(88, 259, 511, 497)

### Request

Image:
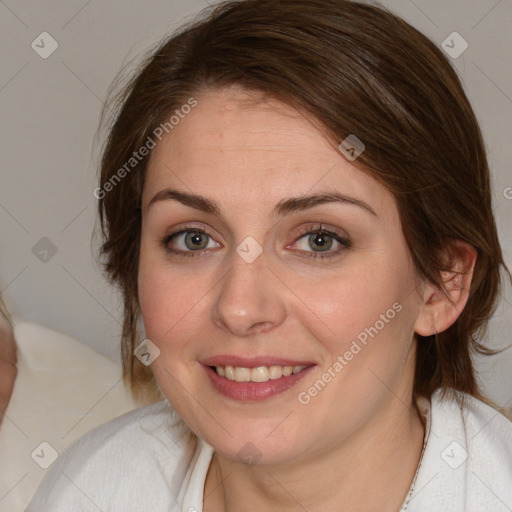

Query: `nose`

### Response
(211, 249, 287, 337)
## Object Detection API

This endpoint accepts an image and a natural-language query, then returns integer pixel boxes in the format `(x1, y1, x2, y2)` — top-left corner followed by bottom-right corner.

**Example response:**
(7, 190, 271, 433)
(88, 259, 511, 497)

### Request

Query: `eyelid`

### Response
(161, 222, 351, 259)
(286, 223, 351, 259)
(164, 223, 216, 240)
(292, 223, 350, 243)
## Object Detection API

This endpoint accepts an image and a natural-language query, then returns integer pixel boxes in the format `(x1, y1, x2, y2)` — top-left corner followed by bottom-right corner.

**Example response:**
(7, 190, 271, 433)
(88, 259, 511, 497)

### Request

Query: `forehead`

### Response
(143, 86, 393, 216)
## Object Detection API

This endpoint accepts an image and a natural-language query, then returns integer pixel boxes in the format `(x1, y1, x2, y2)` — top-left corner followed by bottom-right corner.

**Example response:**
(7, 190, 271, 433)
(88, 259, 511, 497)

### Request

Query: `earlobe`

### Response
(414, 240, 478, 337)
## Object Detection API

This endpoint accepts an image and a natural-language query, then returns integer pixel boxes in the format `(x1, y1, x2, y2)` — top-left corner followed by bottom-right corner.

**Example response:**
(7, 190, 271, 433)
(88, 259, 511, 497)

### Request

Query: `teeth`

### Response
(282, 366, 293, 376)
(269, 365, 283, 379)
(251, 366, 269, 382)
(214, 364, 307, 383)
(235, 367, 251, 382)
(225, 366, 235, 380)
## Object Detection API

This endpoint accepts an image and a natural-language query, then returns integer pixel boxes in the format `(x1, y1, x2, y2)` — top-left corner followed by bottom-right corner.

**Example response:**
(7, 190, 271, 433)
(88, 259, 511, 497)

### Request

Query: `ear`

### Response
(414, 240, 478, 336)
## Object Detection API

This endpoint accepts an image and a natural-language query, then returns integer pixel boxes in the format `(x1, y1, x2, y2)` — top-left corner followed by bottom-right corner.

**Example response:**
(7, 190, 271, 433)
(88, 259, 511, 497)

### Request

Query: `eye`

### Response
(161, 223, 350, 260)
(162, 226, 220, 257)
(288, 225, 351, 260)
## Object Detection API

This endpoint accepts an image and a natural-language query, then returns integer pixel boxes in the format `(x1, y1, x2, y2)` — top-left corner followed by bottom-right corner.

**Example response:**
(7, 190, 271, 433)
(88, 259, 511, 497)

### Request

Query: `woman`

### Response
(28, 0, 512, 510)
(0, 299, 17, 424)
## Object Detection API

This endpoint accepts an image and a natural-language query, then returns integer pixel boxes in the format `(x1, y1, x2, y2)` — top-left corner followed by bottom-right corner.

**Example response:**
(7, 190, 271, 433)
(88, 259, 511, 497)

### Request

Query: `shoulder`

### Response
(411, 390, 512, 512)
(27, 400, 198, 512)
(432, 390, 512, 459)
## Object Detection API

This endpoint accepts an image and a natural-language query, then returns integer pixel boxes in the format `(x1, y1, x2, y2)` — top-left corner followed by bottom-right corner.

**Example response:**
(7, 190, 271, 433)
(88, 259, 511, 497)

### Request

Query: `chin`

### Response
(193, 412, 309, 466)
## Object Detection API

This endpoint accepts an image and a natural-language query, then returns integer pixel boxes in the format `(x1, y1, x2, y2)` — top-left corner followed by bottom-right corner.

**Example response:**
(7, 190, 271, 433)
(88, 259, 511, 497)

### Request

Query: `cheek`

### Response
(137, 250, 214, 353)
(138, 246, 178, 343)
(139, 272, 188, 343)
(304, 255, 418, 371)
(301, 261, 397, 337)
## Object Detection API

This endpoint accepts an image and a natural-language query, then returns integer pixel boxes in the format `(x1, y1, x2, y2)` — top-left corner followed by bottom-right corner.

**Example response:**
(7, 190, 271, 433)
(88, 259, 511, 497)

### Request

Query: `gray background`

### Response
(1, 0, 511, 406)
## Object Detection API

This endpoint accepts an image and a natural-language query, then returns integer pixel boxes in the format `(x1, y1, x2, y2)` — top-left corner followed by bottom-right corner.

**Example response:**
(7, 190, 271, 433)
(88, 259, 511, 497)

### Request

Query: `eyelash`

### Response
(161, 223, 351, 261)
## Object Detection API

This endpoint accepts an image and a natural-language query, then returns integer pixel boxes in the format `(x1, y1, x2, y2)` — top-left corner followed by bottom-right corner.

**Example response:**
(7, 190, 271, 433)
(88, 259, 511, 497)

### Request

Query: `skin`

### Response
(138, 85, 476, 512)
(0, 312, 17, 424)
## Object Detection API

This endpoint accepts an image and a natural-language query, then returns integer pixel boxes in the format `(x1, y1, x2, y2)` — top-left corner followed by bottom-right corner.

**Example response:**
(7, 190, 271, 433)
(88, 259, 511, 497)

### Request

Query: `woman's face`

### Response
(138, 85, 426, 464)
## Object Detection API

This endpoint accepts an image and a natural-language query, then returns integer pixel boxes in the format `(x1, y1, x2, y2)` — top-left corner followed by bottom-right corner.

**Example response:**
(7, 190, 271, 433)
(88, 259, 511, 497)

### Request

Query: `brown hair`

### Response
(97, 0, 510, 405)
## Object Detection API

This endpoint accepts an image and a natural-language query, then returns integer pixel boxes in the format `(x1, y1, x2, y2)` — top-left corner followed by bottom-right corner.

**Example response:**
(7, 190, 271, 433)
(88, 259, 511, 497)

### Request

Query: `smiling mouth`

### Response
(211, 364, 309, 383)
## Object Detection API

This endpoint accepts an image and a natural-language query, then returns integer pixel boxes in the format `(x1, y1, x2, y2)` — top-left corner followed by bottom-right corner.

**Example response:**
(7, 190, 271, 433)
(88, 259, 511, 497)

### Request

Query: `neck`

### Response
(203, 395, 426, 512)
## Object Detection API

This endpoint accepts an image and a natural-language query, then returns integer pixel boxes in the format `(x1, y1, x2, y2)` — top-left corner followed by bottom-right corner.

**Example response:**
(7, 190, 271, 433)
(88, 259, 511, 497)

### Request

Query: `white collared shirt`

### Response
(26, 390, 512, 512)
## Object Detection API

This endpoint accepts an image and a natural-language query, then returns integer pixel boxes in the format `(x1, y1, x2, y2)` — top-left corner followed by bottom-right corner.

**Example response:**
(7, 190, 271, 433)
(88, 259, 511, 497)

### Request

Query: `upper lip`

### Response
(200, 355, 316, 368)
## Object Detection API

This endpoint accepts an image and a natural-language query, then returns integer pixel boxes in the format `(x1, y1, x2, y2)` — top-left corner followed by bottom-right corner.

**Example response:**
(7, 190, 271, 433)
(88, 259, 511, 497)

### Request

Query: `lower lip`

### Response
(203, 365, 315, 401)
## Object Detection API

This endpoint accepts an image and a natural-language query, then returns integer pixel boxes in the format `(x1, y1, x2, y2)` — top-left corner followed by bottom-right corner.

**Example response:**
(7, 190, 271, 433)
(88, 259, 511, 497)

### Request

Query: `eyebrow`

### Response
(147, 188, 377, 217)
